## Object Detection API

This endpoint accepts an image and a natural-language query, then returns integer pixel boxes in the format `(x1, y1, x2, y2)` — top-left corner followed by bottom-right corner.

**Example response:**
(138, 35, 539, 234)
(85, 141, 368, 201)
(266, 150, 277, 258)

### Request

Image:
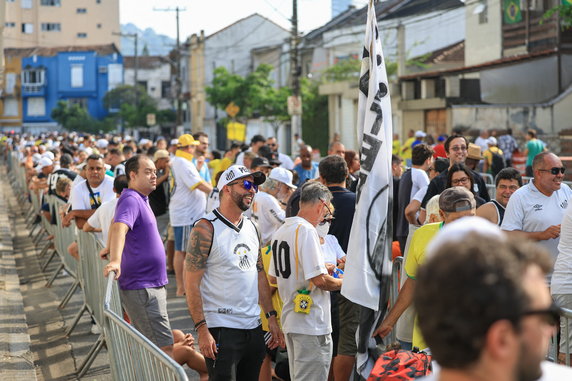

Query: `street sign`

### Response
(288, 95, 302, 116)
(225, 102, 240, 118)
(146, 113, 156, 126)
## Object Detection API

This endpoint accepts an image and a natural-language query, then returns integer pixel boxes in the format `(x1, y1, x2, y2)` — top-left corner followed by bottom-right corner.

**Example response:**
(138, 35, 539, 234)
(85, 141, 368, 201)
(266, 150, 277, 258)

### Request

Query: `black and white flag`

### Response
(341, 0, 393, 376)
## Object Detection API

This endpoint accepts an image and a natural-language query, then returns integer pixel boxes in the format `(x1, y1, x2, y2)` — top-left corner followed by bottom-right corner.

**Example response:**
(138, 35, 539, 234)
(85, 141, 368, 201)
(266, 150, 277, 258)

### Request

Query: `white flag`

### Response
(340, 0, 393, 376)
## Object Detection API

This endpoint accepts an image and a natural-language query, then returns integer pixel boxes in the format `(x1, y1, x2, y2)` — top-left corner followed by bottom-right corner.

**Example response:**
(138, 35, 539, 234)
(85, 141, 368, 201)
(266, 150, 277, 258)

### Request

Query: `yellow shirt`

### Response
(392, 139, 401, 156)
(483, 146, 504, 166)
(259, 245, 283, 331)
(400, 137, 416, 160)
(404, 222, 443, 350)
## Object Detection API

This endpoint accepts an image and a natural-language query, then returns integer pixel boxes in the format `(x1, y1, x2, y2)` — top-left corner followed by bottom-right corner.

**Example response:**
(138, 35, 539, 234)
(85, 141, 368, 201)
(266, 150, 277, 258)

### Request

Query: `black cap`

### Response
(251, 157, 272, 168)
(251, 134, 265, 144)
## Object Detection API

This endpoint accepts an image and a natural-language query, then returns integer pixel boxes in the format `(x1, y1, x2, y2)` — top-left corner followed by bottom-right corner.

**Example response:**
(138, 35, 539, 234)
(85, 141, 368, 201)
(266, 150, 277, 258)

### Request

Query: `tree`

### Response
(51, 101, 111, 133)
(542, 4, 572, 29)
(103, 84, 160, 128)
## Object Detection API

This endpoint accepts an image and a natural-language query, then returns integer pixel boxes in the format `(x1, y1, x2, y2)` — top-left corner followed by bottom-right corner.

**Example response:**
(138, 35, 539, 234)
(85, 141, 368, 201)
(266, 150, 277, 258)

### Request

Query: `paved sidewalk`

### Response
(1, 168, 202, 380)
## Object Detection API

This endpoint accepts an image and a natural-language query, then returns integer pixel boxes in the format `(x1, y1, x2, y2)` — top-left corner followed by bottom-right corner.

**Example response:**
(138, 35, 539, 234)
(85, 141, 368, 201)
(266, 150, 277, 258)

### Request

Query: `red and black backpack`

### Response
(368, 348, 432, 381)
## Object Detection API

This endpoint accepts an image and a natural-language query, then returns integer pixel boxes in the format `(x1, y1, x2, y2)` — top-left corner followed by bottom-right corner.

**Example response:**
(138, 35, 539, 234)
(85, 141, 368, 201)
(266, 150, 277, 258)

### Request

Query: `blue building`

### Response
(20, 44, 123, 130)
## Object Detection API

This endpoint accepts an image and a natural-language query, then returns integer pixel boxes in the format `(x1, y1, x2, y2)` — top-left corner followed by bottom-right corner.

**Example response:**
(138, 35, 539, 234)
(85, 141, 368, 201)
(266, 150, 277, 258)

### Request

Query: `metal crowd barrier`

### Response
(551, 306, 572, 366)
(104, 271, 189, 381)
(389, 256, 403, 344)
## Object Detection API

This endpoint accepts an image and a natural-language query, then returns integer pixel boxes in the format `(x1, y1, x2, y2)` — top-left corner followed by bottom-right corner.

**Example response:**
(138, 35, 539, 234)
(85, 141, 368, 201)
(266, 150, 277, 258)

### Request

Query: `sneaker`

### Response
(91, 323, 101, 335)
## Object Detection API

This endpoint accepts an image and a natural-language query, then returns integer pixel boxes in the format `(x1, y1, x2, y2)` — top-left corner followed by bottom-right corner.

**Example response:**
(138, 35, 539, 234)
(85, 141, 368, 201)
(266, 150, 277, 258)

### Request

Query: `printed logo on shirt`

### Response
(532, 204, 543, 211)
(217, 308, 233, 314)
(90, 192, 102, 209)
(561, 200, 568, 209)
(234, 243, 254, 271)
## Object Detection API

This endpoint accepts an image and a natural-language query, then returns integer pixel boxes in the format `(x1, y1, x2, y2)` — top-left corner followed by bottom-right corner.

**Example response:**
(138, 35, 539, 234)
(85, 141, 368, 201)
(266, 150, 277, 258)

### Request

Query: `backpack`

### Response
(490, 151, 506, 178)
(368, 348, 432, 381)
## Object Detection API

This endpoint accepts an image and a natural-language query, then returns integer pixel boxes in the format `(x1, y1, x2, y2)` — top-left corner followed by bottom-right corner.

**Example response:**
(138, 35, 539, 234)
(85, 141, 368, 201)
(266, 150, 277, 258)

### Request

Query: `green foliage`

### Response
(51, 101, 112, 133)
(300, 78, 329, 154)
(542, 4, 572, 30)
(323, 57, 362, 83)
(103, 84, 159, 128)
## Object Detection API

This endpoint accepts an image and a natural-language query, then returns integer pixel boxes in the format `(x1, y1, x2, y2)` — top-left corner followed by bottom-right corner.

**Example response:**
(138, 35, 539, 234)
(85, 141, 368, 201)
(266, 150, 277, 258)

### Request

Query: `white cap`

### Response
(269, 167, 297, 189)
(415, 130, 426, 138)
(170, 138, 179, 146)
(487, 136, 497, 146)
(217, 165, 266, 190)
(32, 153, 42, 164)
(36, 157, 53, 172)
(139, 138, 151, 146)
(96, 138, 109, 149)
(42, 151, 55, 161)
(426, 216, 505, 259)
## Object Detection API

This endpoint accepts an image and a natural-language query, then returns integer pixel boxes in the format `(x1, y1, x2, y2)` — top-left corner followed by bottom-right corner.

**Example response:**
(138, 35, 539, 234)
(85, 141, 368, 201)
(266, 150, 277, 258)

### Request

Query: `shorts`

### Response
(338, 294, 360, 356)
(553, 294, 572, 354)
(120, 286, 173, 348)
(173, 225, 193, 252)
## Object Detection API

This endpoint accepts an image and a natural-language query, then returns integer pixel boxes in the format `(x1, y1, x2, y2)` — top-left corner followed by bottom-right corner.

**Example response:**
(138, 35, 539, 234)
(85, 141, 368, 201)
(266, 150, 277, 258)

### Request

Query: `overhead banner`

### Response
(341, 0, 393, 377)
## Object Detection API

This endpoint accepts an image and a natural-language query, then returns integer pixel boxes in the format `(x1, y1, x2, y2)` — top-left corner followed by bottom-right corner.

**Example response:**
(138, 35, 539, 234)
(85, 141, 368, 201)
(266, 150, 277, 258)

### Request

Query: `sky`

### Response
(120, 0, 368, 39)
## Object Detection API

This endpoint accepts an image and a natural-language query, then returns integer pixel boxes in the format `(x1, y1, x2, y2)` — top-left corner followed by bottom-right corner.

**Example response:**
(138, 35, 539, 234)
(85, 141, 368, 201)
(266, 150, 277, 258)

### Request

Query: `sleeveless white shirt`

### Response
(200, 209, 262, 329)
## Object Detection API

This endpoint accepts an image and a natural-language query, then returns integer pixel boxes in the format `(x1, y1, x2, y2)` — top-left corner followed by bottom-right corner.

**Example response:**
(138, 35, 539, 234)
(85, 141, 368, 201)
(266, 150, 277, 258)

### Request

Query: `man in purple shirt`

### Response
(104, 154, 173, 356)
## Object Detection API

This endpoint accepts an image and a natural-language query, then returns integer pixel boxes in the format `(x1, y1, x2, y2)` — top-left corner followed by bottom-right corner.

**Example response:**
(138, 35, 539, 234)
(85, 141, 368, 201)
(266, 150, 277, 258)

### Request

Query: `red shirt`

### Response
(433, 143, 447, 158)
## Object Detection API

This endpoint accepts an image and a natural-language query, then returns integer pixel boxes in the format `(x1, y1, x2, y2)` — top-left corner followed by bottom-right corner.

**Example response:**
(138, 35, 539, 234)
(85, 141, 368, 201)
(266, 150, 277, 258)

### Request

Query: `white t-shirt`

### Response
(269, 216, 331, 336)
(501, 181, 572, 262)
(417, 361, 572, 381)
(410, 167, 430, 201)
(322, 235, 345, 265)
(71, 174, 85, 190)
(474, 136, 489, 153)
(552, 200, 572, 293)
(235, 148, 252, 167)
(278, 153, 294, 170)
(205, 188, 220, 214)
(70, 176, 115, 211)
(251, 191, 285, 246)
(412, 184, 428, 203)
(86, 198, 118, 247)
(169, 155, 206, 227)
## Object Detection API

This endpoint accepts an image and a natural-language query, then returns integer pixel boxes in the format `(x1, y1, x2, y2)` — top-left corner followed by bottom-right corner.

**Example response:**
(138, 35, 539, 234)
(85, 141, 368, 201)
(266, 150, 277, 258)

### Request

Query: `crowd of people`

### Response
(4, 125, 572, 380)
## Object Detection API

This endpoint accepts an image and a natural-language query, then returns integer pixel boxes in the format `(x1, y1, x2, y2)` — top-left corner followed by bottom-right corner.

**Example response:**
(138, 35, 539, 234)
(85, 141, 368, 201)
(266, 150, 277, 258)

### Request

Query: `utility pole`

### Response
(113, 31, 138, 104)
(290, 0, 301, 155)
(154, 7, 186, 128)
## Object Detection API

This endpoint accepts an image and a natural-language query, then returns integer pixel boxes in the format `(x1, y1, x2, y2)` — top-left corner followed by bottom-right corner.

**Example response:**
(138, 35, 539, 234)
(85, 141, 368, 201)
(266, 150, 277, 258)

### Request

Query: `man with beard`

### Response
(414, 228, 572, 381)
(184, 165, 284, 380)
(103, 155, 174, 357)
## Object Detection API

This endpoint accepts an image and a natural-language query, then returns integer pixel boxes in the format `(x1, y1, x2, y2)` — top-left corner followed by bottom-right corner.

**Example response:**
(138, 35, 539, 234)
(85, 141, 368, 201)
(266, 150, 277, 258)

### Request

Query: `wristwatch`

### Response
(265, 310, 278, 319)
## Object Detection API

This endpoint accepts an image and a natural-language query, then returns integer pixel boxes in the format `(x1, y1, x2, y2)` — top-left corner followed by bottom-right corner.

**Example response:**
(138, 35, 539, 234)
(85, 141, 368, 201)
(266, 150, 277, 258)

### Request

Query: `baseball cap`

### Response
(487, 136, 497, 146)
(177, 134, 199, 147)
(170, 139, 179, 146)
(415, 130, 426, 138)
(466, 143, 483, 160)
(437, 135, 447, 142)
(96, 138, 109, 149)
(153, 149, 170, 161)
(269, 167, 297, 189)
(217, 165, 266, 190)
(439, 187, 476, 213)
(32, 153, 42, 164)
(251, 157, 272, 168)
(42, 151, 55, 161)
(37, 157, 53, 172)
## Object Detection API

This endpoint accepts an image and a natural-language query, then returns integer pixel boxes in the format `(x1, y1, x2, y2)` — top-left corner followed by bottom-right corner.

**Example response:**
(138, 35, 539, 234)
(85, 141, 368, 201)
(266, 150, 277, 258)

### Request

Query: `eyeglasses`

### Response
(228, 179, 258, 192)
(522, 302, 562, 327)
(450, 146, 468, 152)
(452, 177, 470, 185)
(320, 199, 334, 224)
(538, 167, 566, 175)
(428, 167, 435, 172)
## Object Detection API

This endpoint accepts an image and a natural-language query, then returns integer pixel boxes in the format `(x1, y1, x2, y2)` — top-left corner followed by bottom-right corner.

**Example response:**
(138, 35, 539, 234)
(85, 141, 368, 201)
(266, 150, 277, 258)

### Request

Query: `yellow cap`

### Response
(177, 134, 199, 147)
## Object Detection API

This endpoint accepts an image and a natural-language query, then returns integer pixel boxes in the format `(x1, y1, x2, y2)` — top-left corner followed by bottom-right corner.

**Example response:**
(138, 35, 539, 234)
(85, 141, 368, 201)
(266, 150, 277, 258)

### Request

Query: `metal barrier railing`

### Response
(104, 271, 189, 381)
(389, 256, 403, 344)
(552, 306, 572, 366)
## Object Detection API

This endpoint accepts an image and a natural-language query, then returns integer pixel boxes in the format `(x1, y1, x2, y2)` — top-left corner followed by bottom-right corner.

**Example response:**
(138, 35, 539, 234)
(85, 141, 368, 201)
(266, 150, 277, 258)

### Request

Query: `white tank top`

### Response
(200, 209, 262, 329)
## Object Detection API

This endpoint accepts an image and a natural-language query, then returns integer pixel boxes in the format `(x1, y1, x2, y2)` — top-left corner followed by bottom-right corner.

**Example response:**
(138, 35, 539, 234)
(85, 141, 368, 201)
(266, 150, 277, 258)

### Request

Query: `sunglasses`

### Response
(320, 199, 335, 224)
(538, 167, 566, 175)
(521, 302, 562, 326)
(229, 179, 258, 192)
(450, 146, 467, 152)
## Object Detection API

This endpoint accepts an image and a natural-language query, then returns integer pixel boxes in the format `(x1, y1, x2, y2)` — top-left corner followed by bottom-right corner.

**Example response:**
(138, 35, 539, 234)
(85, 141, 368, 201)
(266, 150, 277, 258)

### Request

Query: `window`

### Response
(5, 22, 16, 28)
(161, 81, 172, 98)
(97, 23, 102, 29)
(3, 99, 18, 117)
(41, 23, 61, 31)
(22, 68, 45, 86)
(477, 0, 488, 24)
(5, 73, 17, 95)
(71, 64, 84, 88)
(41, 0, 61, 6)
(137, 81, 148, 91)
(68, 98, 88, 108)
(21, 23, 34, 34)
(27, 98, 46, 116)
(77, 8, 87, 13)
(21, 0, 32, 9)
(77, 33, 87, 38)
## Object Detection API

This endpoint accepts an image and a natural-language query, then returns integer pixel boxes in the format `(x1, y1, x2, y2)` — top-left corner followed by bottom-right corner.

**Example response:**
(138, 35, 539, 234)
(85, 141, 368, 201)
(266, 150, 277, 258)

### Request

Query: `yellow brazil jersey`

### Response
(259, 245, 283, 331)
(404, 222, 443, 350)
